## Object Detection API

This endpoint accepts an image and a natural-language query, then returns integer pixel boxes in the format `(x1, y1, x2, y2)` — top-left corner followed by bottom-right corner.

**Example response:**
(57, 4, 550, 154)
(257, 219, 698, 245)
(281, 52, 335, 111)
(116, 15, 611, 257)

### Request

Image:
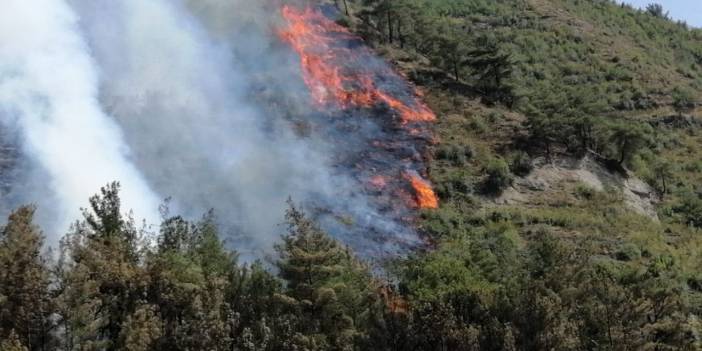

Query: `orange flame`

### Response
(280, 5, 440, 211)
(279, 6, 372, 108)
(279, 6, 436, 124)
(375, 90, 436, 123)
(405, 172, 439, 209)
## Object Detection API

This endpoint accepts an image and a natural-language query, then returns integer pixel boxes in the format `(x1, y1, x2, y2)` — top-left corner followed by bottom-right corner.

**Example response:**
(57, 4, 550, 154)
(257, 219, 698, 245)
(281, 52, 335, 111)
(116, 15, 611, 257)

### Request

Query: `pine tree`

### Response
(56, 183, 149, 351)
(276, 201, 379, 351)
(652, 160, 675, 194)
(607, 122, 652, 166)
(465, 41, 515, 104)
(148, 212, 234, 350)
(228, 262, 291, 351)
(0, 206, 54, 351)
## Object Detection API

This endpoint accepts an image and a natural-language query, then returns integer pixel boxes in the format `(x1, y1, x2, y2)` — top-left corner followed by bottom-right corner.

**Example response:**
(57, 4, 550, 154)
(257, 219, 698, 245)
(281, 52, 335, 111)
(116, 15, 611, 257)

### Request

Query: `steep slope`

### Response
(333, 0, 702, 348)
(339, 0, 701, 250)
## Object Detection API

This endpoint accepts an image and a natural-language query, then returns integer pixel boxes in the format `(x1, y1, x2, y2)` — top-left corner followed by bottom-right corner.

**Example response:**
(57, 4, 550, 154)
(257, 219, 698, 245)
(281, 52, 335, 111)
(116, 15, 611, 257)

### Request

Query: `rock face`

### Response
(497, 154, 660, 221)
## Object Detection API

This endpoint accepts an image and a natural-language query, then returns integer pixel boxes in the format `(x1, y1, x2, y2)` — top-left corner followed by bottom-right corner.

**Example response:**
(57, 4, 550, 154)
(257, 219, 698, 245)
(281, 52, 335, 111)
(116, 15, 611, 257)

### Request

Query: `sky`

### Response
(622, 0, 702, 27)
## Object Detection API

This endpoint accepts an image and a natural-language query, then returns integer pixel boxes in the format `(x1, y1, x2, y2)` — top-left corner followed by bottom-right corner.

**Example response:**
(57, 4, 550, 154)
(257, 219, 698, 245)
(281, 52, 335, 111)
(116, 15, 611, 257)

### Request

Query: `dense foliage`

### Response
(1, 184, 393, 351)
(1, 183, 700, 350)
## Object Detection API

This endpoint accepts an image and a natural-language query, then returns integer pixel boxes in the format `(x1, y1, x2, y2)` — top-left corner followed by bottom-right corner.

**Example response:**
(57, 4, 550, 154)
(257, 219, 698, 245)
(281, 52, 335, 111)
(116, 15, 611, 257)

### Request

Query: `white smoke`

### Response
(65, 0, 353, 256)
(0, 0, 419, 258)
(0, 0, 161, 244)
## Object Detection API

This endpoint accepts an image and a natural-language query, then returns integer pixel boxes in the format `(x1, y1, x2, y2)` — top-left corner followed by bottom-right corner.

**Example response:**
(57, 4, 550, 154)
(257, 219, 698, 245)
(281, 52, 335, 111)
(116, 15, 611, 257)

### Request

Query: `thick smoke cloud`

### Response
(66, 0, 343, 256)
(0, 0, 161, 246)
(0, 0, 419, 258)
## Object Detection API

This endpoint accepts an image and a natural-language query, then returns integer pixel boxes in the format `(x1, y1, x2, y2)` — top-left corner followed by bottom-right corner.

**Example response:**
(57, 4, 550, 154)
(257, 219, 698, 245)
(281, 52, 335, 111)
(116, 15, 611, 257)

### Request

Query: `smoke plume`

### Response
(0, 0, 161, 247)
(0, 0, 434, 259)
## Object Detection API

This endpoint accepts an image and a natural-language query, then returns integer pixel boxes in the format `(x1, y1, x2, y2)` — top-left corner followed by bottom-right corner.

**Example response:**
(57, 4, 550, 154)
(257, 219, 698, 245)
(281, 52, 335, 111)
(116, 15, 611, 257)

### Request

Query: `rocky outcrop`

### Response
(497, 154, 660, 221)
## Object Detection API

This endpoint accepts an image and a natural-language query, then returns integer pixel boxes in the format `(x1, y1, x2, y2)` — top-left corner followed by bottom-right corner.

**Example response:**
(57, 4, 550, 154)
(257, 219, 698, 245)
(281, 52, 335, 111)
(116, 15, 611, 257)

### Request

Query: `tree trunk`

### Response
(453, 60, 459, 81)
(397, 18, 404, 48)
(387, 9, 393, 44)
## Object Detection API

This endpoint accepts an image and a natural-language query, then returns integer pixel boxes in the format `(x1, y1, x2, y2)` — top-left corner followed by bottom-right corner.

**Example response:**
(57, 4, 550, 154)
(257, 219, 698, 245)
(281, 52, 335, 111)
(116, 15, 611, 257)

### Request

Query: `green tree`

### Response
(645, 3, 669, 19)
(465, 42, 515, 104)
(0, 207, 54, 351)
(652, 159, 674, 194)
(575, 264, 640, 350)
(607, 122, 652, 166)
(429, 23, 471, 82)
(147, 213, 234, 351)
(676, 192, 702, 228)
(56, 183, 149, 351)
(228, 262, 287, 351)
(276, 201, 379, 350)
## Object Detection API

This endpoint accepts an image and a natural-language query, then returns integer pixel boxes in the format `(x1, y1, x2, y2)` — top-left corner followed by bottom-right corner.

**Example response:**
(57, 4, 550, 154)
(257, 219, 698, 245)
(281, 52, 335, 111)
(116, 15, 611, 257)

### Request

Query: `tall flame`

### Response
(279, 6, 436, 124)
(280, 5, 440, 213)
(405, 172, 439, 209)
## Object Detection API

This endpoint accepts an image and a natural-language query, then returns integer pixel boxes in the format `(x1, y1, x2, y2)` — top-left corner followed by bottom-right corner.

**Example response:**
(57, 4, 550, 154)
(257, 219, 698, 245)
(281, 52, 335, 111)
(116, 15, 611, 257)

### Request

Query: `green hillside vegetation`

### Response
(349, 0, 702, 348)
(2, 0, 702, 350)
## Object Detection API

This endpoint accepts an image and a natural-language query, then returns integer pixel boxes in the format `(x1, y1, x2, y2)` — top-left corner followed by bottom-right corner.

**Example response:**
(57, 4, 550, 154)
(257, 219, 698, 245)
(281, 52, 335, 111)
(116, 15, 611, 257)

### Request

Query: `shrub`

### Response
(672, 86, 696, 116)
(675, 192, 702, 228)
(483, 158, 513, 194)
(615, 243, 641, 261)
(468, 116, 488, 134)
(510, 151, 533, 176)
(575, 183, 597, 200)
(436, 145, 474, 166)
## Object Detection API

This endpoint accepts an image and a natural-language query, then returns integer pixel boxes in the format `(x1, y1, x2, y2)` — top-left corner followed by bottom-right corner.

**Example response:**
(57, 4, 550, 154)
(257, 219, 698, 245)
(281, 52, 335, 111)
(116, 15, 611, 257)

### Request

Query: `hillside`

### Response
(342, 0, 702, 349)
(0, 1, 701, 350)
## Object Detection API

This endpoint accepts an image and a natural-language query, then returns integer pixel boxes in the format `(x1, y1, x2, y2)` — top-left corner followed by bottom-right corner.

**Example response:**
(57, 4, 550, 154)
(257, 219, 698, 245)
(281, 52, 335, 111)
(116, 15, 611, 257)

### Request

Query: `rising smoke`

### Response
(0, 0, 430, 259)
(0, 0, 162, 248)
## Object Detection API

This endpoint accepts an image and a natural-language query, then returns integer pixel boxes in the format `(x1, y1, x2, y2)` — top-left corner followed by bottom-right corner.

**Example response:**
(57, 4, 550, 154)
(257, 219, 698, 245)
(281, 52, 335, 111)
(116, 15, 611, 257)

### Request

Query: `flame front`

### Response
(279, 6, 436, 124)
(280, 5, 440, 221)
(406, 172, 439, 209)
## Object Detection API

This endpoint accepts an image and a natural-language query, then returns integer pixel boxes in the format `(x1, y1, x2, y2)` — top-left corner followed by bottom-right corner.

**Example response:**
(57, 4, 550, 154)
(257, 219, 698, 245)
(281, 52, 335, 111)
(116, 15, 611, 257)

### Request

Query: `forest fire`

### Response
(279, 5, 436, 124)
(375, 90, 436, 124)
(279, 4, 440, 250)
(405, 172, 439, 209)
(279, 6, 372, 108)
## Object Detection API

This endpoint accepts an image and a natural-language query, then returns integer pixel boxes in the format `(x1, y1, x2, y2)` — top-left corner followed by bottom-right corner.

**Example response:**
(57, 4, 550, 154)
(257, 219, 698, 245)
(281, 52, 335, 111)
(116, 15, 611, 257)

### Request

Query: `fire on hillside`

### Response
(279, 5, 438, 217)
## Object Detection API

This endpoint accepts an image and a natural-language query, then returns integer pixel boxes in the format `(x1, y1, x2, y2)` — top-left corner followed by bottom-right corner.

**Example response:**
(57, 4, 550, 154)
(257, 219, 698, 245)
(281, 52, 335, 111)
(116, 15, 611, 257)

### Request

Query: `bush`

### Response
(675, 192, 702, 228)
(510, 152, 533, 176)
(468, 116, 488, 134)
(672, 86, 695, 115)
(436, 145, 474, 166)
(615, 243, 641, 261)
(483, 158, 513, 194)
(575, 183, 597, 200)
